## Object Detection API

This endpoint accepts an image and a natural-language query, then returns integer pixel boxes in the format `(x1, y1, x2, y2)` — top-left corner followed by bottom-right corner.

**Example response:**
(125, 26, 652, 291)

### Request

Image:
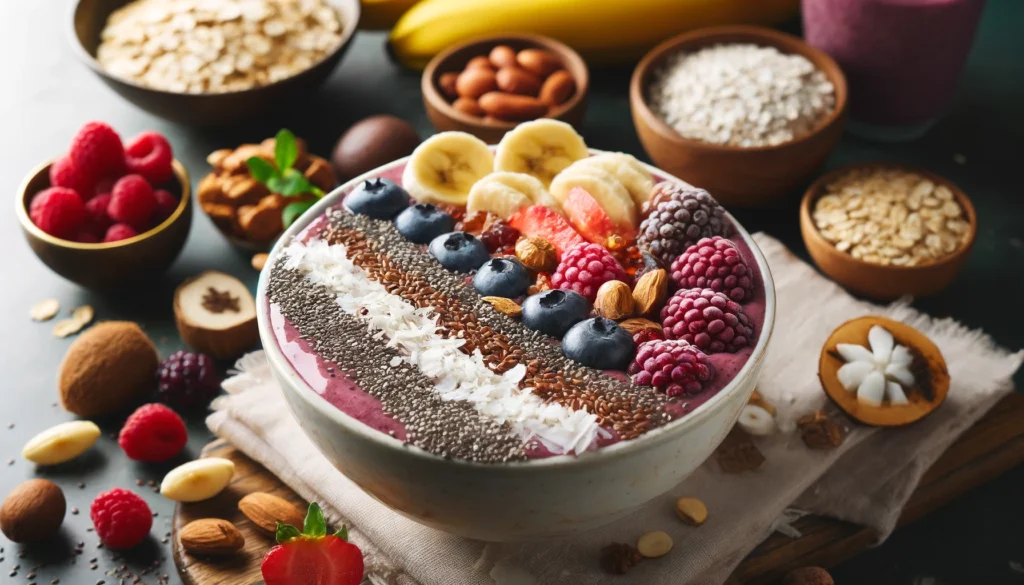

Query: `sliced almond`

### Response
(238, 492, 305, 536)
(632, 269, 667, 316)
(179, 518, 245, 556)
(53, 319, 86, 338)
(22, 421, 101, 465)
(481, 296, 522, 318)
(30, 299, 60, 322)
(72, 305, 94, 327)
(174, 271, 259, 359)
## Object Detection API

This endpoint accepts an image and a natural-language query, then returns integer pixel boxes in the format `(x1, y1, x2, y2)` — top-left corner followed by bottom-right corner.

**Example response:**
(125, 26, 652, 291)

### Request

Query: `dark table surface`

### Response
(2, 1, 1022, 584)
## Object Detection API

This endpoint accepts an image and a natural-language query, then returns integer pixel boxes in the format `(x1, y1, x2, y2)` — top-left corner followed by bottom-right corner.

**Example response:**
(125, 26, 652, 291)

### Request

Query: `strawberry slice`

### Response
(561, 186, 635, 244)
(261, 503, 364, 585)
(508, 205, 584, 258)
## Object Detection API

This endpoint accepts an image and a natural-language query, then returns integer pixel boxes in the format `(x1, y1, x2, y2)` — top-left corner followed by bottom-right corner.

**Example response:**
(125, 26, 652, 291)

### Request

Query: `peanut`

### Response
(540, 70, 575, 106)
(488, 45, 518, 68)
(517, 48, 562, 77)
(456, 68, 498, 99)
(479, 92, 548, 121)
(496, 66, 541, 96)
(452, 97, 485, 117)
(438, 71, 459, 99)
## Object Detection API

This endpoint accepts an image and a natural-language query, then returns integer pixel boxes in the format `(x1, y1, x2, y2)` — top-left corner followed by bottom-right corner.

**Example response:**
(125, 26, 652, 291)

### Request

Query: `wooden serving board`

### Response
(173, 393, 1024, 585)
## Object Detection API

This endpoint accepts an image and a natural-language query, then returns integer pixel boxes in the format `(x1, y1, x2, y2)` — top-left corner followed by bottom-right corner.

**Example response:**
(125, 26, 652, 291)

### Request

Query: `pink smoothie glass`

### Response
(803, 0, 986, 141)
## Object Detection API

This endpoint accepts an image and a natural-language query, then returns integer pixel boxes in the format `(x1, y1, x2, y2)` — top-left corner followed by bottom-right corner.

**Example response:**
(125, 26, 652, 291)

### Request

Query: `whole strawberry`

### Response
(261, 503, 364, 585)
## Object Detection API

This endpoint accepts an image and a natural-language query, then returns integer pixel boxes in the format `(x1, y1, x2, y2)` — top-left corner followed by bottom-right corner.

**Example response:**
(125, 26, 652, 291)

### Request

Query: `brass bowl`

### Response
(17, 159, 192, 291)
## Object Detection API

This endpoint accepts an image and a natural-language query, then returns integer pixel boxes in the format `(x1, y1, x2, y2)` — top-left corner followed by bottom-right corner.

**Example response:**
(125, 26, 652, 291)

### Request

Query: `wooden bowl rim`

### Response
(799, 161, 978, 272)
(421, 33, 589, 134)
(629, 25, 848, 154)
(16, 158, 191, 250)
(67, 0, 361, 98)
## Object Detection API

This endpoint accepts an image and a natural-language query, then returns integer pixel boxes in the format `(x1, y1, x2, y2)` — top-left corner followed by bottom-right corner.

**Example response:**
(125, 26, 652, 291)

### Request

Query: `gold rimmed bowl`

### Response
(17, 159, 192, 291)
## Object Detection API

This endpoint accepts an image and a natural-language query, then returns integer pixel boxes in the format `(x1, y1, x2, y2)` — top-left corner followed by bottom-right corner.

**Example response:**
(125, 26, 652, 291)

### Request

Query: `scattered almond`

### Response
(481, 296, 523, 318)
(51, 305, 95, 338)
(636, 531, 673, 558)
(22, 420, 101, 465)
(72, 305, 94, 327)
(595, 280, 634, 320)
(160, 458, 236, 503)
(798, 411, 844, 450)
(515, 237, 557, 272)
(674, 497, 707, 526)
(239, 492, 305, 536)
(179, 518, 245, 556)
(252, 253, 269, 271)
(0, 479, 65, 543)
(30, 299, 60, 322)
(632, 269, 668, 316)
(618, 318, 662, 336)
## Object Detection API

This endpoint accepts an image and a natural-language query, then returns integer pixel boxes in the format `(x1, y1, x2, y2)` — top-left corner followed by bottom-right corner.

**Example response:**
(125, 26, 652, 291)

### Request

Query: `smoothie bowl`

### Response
(256, 121, 776, 541)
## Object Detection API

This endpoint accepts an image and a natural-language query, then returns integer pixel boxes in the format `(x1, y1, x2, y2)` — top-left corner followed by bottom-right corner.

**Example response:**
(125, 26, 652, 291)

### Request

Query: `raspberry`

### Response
(152, 189, 178, 224)
(93, 176, 116, 198)
(479, 218, 520, 253)
(72, 229, 100, 243)
(118, 403, 188, 462)
(124, 131, 174, 185)
(109, 174, 155, 229)
(550, 242, 628, 302)
(69, 121, 124, 178)
(104, 223, 138, 243)
(156, 350, 221, 409)
(85, 193, 113, 234)
(49, 155, 96, 198)
(637, 183, 731, 265)
(29, 187, 86, 238)
(669, 236, 754, 302)
(628, 339, 715, 397)
(90, 488, 152, 549)
(660, 288, 754, 353)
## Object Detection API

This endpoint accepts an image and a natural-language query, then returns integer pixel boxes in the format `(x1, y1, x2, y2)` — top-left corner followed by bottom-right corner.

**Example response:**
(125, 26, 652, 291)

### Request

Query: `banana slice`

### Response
(550, 164, 638, 229)
(402, 131, 493, 206)
(573, 152, 654, 208)
(494, 119, 589, 187)
(466, 173, 533, 219)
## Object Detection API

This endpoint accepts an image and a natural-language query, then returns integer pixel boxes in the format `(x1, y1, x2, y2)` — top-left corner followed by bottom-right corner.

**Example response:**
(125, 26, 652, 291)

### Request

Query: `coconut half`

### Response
(174, 271, 259, 359)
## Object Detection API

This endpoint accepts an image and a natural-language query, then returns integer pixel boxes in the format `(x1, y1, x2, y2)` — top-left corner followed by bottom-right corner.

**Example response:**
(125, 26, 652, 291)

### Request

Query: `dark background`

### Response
(1, 1, 1022, 584)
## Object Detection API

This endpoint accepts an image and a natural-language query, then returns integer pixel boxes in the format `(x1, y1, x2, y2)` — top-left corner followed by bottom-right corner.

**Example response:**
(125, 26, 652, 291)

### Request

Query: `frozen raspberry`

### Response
(670, 236, 754, 302)
(118, 403, 188, 462)
(90, 488, 152, 549)
(29, 187, 86, 238)
(660, 288, 754, 353)
(479, 219, 520, 253)
(551, 242, 628, 302)
(85, 193, 113, 233)
(108, 174, 155, 229)
(632, 327, 664, 349)
(156, 350, 221, 409)
(628, 339, 716, 397)
(637, 183, 731, 265)
(152, 189, 178, 223)
(104, 223, 139, 243)
(49, 155, 96, 198)
(69, 121, 124, 178)
(124, 131, 174, 185)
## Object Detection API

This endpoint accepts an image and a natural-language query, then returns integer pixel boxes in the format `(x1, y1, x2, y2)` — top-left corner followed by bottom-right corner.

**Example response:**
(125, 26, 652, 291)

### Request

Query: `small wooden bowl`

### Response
(630, 26, 848, 207)
(800, 163, 977, 300)
(422, 34, 589, 144)
(69, 0, 360, 126)
(17, 160, 192, 291)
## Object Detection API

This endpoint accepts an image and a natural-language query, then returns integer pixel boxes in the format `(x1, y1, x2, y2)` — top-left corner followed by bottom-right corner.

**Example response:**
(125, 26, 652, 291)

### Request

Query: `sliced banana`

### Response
(467, 172, 540, 219)
(494, 119, 589, 187)
(573, 152, 654, 208)
(22, 420, 101, 465)
(402, 131, 493, 206)
(550, 164, 638, 229)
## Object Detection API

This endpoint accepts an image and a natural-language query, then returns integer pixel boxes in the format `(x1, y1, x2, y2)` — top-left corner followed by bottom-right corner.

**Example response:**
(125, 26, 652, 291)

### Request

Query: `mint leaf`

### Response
(283, 200, 316, 228)
(267, 175, 287, 194)
(333, 525, 349, 541)
(247, 157, 278, 183)
(275, 128, 298, 172)
(275, 521, 301, 544)
(303, 502, 327, 537)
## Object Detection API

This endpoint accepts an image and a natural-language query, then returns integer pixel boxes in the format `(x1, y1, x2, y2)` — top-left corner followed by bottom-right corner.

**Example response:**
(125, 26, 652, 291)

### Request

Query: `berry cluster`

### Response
(31, 122, 177, 243)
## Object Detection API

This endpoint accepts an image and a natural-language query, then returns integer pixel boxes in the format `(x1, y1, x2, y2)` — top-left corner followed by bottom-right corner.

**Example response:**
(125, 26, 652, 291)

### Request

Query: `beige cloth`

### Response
(207, 233, 1022, 585)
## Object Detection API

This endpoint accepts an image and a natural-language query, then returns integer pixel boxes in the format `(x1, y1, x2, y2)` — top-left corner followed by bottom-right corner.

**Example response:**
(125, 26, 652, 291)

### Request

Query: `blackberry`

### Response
(156, 350, 221, 409)
(637, 183, 732, 265)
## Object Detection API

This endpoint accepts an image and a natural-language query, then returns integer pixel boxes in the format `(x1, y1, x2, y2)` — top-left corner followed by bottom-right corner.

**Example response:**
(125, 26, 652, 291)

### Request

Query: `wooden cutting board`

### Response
(173, 393, 1024, 585)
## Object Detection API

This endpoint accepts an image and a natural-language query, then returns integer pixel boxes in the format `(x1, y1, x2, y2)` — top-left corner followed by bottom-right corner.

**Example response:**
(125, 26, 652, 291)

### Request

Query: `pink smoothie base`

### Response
(269, 163, 767, 460)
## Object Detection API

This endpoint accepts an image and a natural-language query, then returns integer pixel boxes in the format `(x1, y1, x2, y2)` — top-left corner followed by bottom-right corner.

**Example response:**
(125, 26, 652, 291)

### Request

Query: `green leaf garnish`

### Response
(283, 200, 316, 228)
(275, 521, 301, 544)
(333, 525, 349, 541)
(275, 128, 299, 174)
(246, 157, 277, 183)
(303, 502, 328, 537)
(238, 128, 326, 232)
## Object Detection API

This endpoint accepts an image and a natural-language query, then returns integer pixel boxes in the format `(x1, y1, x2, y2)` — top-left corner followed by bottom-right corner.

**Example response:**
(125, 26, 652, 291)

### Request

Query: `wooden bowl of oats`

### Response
(70, 0, 360, 126)
(800, 163, 977, 300)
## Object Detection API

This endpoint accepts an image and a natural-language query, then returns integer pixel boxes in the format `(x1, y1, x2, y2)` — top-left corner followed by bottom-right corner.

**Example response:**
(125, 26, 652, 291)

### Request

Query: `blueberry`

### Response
(473, 258, 531, 298)
(521, 289, 590, 339)
(562, 317, 634, 370)
(428, 232, 490, 273)
(394, 203, 455, 244)
(344, 178, 410, 219)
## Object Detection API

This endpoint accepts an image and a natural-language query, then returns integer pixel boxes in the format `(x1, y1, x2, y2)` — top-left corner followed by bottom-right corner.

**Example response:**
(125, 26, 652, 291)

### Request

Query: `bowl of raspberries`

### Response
(17, 121, 192, 290)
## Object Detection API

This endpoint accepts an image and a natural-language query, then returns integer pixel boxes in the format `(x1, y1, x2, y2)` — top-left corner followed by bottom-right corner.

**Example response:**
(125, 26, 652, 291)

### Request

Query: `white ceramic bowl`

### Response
(256, 152, 777, 542)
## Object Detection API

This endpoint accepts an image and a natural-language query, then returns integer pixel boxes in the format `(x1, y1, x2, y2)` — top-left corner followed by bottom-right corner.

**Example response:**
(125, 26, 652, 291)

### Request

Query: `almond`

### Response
(488, 45, 518, 69)
(539, 70, 576, 106)
(632, 269, 668, 316)
(481, 296, 522, 318)
(479, 92, 548, 121)
(595, 280, 634, 320)
(160, 457, 235, 503)
(496, 66, 542, 96)
(452, 97, 485, 117)
(437, 71, 459, 99)
(516, 48, 562, 77)
(179, 518, 245, 556)
(465, 56, 494, 71)
(238, 492, 305, 537)
(618, 318, 662, 336)
(206, 148, 233, 170)
(515, 237, 557, 272)
(456, 68, 498, 99)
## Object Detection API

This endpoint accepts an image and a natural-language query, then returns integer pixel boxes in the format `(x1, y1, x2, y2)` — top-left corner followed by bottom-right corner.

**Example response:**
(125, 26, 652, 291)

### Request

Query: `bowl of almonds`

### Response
(70, 0, 360, 126)
(800, 163, 977, 300)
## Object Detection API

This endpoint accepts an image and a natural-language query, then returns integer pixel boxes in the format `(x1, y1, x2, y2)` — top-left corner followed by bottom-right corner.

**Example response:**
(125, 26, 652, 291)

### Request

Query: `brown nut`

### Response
(539, 70, 575, 106)
(197, 174, 224, 206)
(238, 492, 305, 537)
(595, 280, 634, 320)
(496, 66, 541, 96)
(798, 411, 845, 449)
(481, 296, 522, 318)
(479, 92, 548, 121)
(456, 68, 498, 99)
(515, 237, 558, 272)
(179, 518, 245, 556)
(452, 97, 485, 117)
(516, 48, 562, 77)
(304, 156, 336, 192)
(438, 71, 459, 99)
(258, 193, 287, 212)
(251, 253, 268, 271)
(674, 497, 707, 526)
(488, 45, 517, 68)
(632, 269, 668, 316)
(465, 55, 494, 71)
(237, 203, 282, 242)
(222, 144, 271, 174)
(260, 136, 307, 161)
(0, 479, 65, 543)
(206, 148, 233, 170)
(618, 318, 662, 336)
(224, 177, 270, 206)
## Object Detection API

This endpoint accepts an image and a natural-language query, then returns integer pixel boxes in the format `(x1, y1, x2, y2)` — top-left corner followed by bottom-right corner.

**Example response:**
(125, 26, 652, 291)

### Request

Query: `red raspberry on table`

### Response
(29, 187, 85, 238)
(124, 131, 174, 185)
(109, 174, 156, 229)
(152, 189, 177, 223)
(85, 193, 113, 233)
(104, 223, 138, 243)
(550, 242, 628, 302)
(670, 236, 754, 302)
(90, 488, 152, 549)
(628, 339, 716, 397)
(118, 403, 188, 462)
(660, 287, 754, 353)
(69, 121, 124, 178)
(49, 155, 96, 198)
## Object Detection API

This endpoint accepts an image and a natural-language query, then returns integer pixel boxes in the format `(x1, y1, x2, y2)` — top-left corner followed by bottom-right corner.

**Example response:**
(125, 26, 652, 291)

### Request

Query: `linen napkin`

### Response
(207, 233, 1022, 585)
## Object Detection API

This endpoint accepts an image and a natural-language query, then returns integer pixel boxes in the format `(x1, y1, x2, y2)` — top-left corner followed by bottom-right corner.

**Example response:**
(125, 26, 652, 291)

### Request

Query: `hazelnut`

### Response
(0, 479, 65, 543)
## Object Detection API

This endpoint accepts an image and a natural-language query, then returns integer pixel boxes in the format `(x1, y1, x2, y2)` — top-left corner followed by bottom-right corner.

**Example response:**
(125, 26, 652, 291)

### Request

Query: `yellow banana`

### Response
(389, 0, 799, 70)
(360, 0, 422, 30)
